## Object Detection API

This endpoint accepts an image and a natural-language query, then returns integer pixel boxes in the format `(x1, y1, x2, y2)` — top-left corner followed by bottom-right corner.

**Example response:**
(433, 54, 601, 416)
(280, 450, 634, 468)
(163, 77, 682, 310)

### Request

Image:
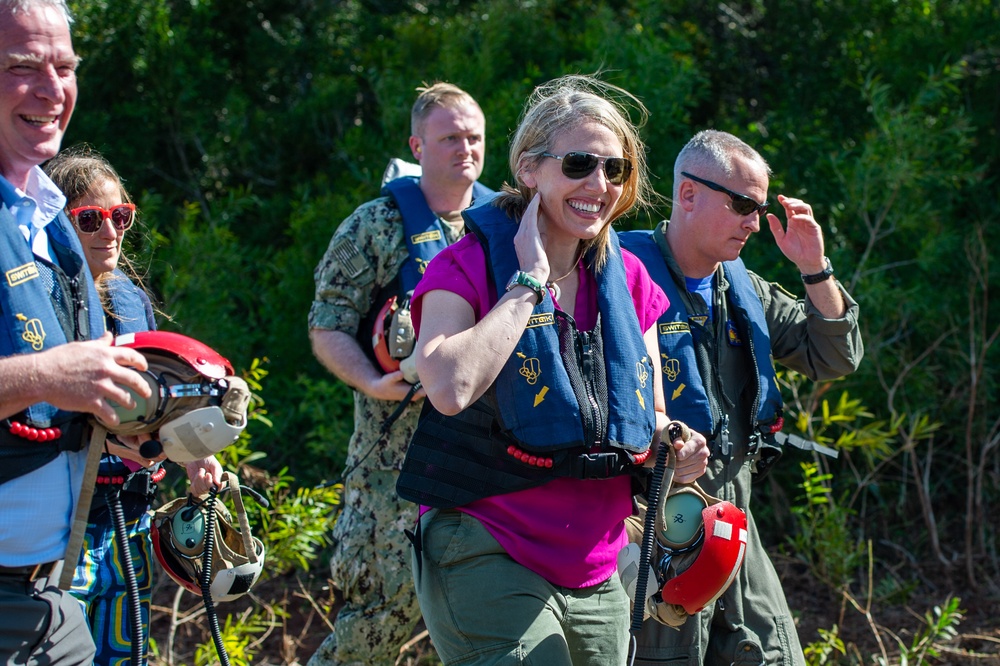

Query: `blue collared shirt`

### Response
(0, 167, 67, 263)
(0, 166, 85, 566)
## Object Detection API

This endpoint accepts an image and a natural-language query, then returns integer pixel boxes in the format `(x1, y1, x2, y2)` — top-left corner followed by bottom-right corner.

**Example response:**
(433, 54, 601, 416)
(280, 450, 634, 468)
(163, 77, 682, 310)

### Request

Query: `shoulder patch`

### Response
(331, 237, 373, 281)
(771, 281, 797, 299)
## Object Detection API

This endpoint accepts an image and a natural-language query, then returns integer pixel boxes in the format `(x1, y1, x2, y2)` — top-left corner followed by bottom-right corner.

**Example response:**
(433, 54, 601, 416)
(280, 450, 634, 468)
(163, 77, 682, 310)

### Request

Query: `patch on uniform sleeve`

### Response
(771, 281, 797, 299)
(330, 237, 373, 282)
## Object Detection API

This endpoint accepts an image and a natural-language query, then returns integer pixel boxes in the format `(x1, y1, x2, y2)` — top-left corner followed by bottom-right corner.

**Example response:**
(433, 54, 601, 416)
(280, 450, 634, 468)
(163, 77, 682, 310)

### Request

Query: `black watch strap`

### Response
(801, 257, 834, 284)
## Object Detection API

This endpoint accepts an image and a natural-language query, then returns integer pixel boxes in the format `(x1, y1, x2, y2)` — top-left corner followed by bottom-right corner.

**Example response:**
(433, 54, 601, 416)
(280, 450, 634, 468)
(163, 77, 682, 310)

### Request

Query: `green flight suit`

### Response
(633, 221, 863, 666)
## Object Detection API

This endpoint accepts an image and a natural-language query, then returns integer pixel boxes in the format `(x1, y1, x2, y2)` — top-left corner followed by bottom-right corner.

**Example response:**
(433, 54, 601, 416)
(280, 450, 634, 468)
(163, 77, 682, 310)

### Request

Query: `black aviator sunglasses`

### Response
(681, 172, 768, 217)
(543, 152, 633, 185)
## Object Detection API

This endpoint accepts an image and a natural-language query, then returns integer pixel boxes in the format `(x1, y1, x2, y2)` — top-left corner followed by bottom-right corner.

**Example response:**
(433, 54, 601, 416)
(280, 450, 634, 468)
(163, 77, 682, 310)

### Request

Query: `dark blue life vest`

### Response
(618, 229, 782, 437)
(1, 205, 105, 483)
(381, 176, 494, 293)
(105, 269, 156, 335)
(0, 207, 105, 424)
(396, 196, 657, 508)
(470, 196, 656, 454)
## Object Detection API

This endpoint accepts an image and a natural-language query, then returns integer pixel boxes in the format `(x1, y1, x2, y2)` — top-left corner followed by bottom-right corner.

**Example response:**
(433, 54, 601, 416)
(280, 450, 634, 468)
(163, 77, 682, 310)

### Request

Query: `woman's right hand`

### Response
(662, 421, 709, 484)
(513, 193, 549, 284)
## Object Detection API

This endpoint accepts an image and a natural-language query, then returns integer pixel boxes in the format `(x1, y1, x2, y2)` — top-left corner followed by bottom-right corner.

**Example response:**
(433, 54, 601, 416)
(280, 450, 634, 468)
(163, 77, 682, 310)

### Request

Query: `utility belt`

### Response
(89, 466, 167, 515)
(397, 400, 650, 509)
(0, 416, 87, 485)
(0, 560, 62, 584)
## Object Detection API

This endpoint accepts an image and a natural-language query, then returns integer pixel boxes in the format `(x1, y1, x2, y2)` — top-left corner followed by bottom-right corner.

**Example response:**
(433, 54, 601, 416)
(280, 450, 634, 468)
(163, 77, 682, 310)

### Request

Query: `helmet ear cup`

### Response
(152, 472, 265, 603)
(170, 505, 206, 557)
(107, 371, 161, 427)
(656, 488, 708, 549)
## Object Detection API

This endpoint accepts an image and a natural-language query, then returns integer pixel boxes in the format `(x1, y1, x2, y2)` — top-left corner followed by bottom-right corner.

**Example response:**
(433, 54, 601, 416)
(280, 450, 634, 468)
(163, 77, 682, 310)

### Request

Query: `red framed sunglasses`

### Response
(69, 204, 136, 234)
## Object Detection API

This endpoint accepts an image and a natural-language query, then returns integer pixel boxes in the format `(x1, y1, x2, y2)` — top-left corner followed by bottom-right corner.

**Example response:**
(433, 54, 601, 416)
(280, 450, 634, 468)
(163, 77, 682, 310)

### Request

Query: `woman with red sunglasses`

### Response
(43, 145, 222, 666)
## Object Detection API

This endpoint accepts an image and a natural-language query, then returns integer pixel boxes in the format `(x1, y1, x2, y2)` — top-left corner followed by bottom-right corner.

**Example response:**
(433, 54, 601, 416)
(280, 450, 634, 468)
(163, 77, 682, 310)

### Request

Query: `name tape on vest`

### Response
(527, 313, 555, 329)
(410, 230, 443, 245)
(6, 262, 39, 287)
(658, 321, 690, 335)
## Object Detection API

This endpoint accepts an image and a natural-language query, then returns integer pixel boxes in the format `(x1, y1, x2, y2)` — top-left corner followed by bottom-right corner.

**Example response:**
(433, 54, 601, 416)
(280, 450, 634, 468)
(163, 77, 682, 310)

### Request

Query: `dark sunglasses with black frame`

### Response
(542, 152, 633, 185)
(681, 171, 769, 217)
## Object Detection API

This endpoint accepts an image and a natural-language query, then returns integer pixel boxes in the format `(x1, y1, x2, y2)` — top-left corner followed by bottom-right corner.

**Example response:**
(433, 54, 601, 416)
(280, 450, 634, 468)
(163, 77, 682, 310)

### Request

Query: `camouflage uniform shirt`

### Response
(308, 195, 465, 473)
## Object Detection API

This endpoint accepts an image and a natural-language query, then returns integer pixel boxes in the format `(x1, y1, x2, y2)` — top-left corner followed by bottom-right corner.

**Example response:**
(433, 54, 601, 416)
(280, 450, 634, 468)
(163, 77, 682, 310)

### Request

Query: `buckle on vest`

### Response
(572, 451, 627, 479)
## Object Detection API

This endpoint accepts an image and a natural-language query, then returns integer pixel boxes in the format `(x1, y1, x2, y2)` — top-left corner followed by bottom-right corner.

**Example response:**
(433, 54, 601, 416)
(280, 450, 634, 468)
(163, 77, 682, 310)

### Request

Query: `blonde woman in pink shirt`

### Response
(397, 75, 709, 666)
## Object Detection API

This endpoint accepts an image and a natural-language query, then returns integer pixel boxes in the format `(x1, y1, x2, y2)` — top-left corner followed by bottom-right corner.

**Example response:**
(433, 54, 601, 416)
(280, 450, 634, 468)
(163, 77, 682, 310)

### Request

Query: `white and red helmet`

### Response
(151, 471, 264, 603)
(107, 331, 250, 462)
(371, 294, 419, 384)
(655, 487, 749, 615)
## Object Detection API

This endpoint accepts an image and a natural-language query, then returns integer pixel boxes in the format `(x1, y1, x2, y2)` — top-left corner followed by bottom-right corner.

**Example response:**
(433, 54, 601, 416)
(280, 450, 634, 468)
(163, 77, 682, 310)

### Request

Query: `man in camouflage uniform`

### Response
(306, 82, 488, 666)
(618, 130, 863, 666)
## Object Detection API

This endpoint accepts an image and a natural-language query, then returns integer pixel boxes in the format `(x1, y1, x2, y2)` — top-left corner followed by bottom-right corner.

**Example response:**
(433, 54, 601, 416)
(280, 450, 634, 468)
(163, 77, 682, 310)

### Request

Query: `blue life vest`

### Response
(397, 197, 656, 508)
(0, 207, 105, 426)
(381, 176, 494, 293)
(469, 196, 656, 454)
(618, 229, 782, 437)
(105, 269, 156, 335)
(0, 206, 105, 484)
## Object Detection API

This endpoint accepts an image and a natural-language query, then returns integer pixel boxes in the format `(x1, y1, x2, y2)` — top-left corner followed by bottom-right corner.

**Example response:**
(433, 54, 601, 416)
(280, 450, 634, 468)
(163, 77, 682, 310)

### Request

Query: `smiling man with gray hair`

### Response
(0, 1, 152, 662)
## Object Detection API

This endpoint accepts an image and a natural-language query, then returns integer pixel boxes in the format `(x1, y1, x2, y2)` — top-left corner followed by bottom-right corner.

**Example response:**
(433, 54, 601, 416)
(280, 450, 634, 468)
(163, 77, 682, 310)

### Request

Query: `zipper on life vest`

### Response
(577, 329, 607, 448)
(741, 309, 763, 454)
(69, 274, 89, 340)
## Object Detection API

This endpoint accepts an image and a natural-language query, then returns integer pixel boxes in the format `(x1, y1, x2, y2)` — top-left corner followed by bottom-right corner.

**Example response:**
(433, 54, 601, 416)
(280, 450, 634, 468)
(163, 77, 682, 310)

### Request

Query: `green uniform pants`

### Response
(413, 508, 630, 666)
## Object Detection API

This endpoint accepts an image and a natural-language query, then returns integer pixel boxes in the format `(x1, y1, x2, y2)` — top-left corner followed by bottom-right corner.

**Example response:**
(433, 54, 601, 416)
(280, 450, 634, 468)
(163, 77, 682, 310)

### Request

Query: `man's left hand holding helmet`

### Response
(101, 331, 251, 466)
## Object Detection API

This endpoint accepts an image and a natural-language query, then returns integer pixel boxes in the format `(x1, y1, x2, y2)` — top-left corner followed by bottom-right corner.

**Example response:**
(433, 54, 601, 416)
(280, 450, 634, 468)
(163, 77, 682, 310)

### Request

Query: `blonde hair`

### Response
(410, 82, 481, 137)
(495, 74, 656, 270)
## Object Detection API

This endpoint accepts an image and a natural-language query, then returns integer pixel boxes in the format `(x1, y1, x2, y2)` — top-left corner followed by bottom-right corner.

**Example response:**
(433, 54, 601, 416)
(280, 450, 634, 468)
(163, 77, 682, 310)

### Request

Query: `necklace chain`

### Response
(546, 248, 583, 288)
(546, 247, 583, 301)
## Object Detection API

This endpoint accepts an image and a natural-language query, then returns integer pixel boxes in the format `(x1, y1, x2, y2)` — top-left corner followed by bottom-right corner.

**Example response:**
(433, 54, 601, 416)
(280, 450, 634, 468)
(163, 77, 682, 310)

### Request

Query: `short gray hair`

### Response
(673, 130, 770, 198)
(0, 0, 72, 23)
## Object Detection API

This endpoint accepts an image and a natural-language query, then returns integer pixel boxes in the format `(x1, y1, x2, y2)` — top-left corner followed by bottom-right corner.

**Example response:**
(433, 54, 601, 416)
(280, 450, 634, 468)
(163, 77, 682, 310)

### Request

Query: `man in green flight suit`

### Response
(306, 82, 489, 666)
(619, 129, 863, 666)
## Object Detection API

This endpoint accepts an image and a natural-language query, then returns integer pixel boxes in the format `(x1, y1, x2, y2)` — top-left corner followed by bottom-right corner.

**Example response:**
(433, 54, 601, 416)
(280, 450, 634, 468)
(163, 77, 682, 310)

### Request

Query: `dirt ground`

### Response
(148, 552, 1000, 665)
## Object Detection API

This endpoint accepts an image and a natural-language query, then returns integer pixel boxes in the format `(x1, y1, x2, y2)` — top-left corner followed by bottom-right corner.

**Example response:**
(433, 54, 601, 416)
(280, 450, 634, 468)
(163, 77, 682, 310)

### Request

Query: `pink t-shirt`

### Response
(411, 233, 669, 588)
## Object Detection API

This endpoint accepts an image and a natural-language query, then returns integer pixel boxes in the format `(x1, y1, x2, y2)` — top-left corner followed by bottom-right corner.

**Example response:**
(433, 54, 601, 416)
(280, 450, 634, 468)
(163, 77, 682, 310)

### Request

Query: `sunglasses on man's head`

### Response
(69, 204, 136, 234)
(681, 172, 769, 217)
(542, 152, 633, 185)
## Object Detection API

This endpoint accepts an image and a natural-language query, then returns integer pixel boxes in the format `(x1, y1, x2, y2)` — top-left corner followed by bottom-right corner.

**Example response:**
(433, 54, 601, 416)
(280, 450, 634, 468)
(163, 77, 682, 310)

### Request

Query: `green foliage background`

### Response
(64, 0, 1000, 648)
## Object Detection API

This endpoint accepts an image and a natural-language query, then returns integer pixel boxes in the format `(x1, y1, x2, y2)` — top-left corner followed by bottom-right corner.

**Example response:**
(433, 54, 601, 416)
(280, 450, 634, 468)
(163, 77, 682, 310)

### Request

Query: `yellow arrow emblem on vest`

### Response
(672, 383, 686, 400)
(534, 386, 549, 407)
(635, 388, 645, 410)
